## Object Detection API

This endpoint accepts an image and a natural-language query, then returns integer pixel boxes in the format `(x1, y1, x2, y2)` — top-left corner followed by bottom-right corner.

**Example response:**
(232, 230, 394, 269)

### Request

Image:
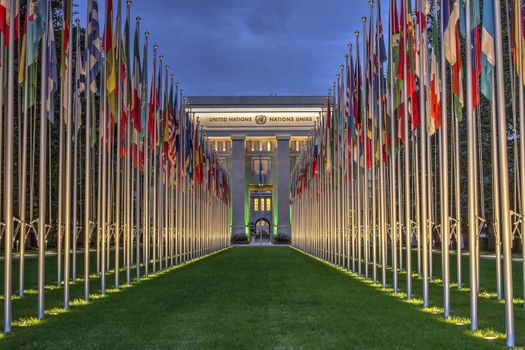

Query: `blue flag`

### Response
(46, 9, 57, 123)
(480, 0, 495, 100)
(83, 0, 101, 93)
(26, 0, 47, 66)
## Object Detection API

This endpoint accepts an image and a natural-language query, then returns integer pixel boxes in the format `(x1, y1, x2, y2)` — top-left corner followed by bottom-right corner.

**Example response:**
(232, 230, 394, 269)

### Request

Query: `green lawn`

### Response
(0, 246, 508, 349)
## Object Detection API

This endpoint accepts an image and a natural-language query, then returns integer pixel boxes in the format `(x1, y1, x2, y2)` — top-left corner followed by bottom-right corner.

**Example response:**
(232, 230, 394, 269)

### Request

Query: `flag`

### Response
(26, 0, 46, 66)
(325, 98, 332, 174)
(480, 0, 495, 100)
(377, 0, 387, 65)
(346, 52, 355, 143)
(429, 17, 441, 135)
(61, 0, 72, 124)
(470, 0, 481, 110)
(46, 7, 57, 123)
(103, 0, 117, 117)
(0, 0, 20, 45)
(444, 0, 464, 120)
(258, 155, 263, 185)
(73, 22, 84, 132)
(513, 0, 525, 80)
(167, 77, 177, 166)
(131, 23, 141, 135)
(443, 0, 460, 65)
(147, 53, 159, 149)
(84, 0, 101, 94)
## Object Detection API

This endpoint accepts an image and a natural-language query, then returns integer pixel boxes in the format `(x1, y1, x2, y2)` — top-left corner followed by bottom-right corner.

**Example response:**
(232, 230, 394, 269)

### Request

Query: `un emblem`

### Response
(255, 115, 267, 125)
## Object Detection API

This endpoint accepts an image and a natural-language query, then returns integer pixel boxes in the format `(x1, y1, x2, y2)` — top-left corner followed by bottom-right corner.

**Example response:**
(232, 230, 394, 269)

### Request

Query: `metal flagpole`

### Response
(401, 0, 411, 299)
(418, 0, 428, 307)
(72, 18, 81, 282)
(361, 16, 369, 280)
(376, 6, 387, 288)
(114, 0, 123, 288)
(100, 15, 108, 294)
(369, 1, 377, 284)
(494, 0, 515, 344)
(489, 73, 502, 300)
(3, 0, 17, 332)
(84, 0, 93, 301)
(18, 9, 30, 297)
(388, 0, 398, 293)
(516, 0, 525, 309)
(453, 100, 461, 289)
(38, 0, 50, 320)
(439, 0, 450, 317)
(465, 0, 478, 330)
(63, 0, 73, 308)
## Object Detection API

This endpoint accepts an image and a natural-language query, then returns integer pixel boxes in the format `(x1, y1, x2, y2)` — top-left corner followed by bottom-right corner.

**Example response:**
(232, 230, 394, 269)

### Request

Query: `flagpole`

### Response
(100, 8, 109, 295)
(124, 0, 132, 285)
(465, 0, 478, 330)
(361, 16, 370, 280)
(368, 0, 377, 284)
(72, 18, 81, 282)
(18, 10, 29, 297)
(453, 100, 461, 289)
(439, 0, 450, 317)
(494, 0, 515, 344)
(114, 0, 123, 289)
(3, 0, 17, 332)
(418, 0, 428, 308)
(516, 0, 525, 308)
(377, 2, 387, 290)
(489, 73, 502, 301)
(84, 0, 93, 302)
(63, 0, 73, 308)
(37, 0, 50, 321)
(388, 0, 398, 294)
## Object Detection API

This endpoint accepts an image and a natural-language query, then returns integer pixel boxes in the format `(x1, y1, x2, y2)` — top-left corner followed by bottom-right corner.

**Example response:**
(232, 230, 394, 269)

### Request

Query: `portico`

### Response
(188, 96, 325, 242)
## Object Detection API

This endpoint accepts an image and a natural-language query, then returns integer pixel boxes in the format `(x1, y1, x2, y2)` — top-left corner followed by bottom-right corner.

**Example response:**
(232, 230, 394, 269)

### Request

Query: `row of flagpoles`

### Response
(0, 0, 232, 333)
(291, 0, 524, 347)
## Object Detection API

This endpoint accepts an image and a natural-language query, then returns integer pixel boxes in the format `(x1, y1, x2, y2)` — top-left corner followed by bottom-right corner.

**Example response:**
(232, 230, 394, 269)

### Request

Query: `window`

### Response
(266, 198, 271, 211)
(252, 157, 270, 175)
(254, 198, 259, 211)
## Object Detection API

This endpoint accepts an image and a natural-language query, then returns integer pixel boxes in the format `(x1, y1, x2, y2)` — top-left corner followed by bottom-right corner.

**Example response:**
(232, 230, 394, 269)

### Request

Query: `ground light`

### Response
(290, 246, 510, 348)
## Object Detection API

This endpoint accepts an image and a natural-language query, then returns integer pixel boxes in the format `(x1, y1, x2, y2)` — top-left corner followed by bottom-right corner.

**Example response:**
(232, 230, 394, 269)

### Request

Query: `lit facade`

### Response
(188, 96, 324, 242)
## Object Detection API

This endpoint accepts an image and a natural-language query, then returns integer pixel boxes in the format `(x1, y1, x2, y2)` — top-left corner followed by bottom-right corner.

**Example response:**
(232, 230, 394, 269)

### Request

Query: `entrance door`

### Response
(254, 219, 271, 243)
(250, 188, 273, 243)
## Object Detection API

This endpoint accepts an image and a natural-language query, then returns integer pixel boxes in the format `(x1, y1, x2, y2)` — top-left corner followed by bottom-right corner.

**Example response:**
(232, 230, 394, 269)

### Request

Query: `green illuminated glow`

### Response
(245, 186, 250, 237)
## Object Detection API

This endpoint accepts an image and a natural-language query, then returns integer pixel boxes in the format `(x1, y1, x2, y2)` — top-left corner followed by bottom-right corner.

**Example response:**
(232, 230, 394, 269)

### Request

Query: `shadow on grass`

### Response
(0, 247, 231, 342)
(291, 246, 514, 348)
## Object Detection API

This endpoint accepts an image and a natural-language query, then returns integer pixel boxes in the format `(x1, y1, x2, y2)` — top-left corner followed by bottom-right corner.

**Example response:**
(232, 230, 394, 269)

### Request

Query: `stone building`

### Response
(188, 96, 325, 243)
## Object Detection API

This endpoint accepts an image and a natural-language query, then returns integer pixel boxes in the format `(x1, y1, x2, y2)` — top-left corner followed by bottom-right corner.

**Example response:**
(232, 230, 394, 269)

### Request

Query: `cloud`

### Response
(78, 0, 371, 96)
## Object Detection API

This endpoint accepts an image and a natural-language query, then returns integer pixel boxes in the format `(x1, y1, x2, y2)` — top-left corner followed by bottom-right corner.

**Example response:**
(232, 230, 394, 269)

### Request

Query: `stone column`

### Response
(276, 135, 291, 238)
(231, 135, 246, 237)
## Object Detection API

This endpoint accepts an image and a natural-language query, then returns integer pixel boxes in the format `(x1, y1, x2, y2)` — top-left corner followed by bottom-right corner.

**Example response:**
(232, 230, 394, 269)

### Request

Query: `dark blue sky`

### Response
(78, 0, 380, 96)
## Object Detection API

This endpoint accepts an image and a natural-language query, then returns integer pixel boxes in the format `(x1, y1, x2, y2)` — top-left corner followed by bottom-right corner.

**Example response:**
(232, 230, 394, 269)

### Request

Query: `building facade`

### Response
(188, 96, 325, 243)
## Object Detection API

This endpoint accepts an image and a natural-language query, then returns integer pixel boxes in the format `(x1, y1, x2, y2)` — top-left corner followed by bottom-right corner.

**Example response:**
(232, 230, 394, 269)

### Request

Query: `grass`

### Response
(325, 245, 525, 346)
(0, 246, 508, 349)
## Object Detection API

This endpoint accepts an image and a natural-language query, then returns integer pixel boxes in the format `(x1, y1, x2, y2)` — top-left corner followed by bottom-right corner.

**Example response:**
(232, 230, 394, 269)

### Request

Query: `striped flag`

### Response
(443, 0, 460, 65)
(429, 17, 441, 135)
(26, 0, 46, 66)
(480, 0, 495, 100)
(61, 0, 72, 123)
(131, 24, 141, 134)
(103, 0, 117, 117)
(0, 0, 19, 45)
(74, 21, 84, 132)
(46, 7, 57, 123)
(84, 0, 101, 94)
